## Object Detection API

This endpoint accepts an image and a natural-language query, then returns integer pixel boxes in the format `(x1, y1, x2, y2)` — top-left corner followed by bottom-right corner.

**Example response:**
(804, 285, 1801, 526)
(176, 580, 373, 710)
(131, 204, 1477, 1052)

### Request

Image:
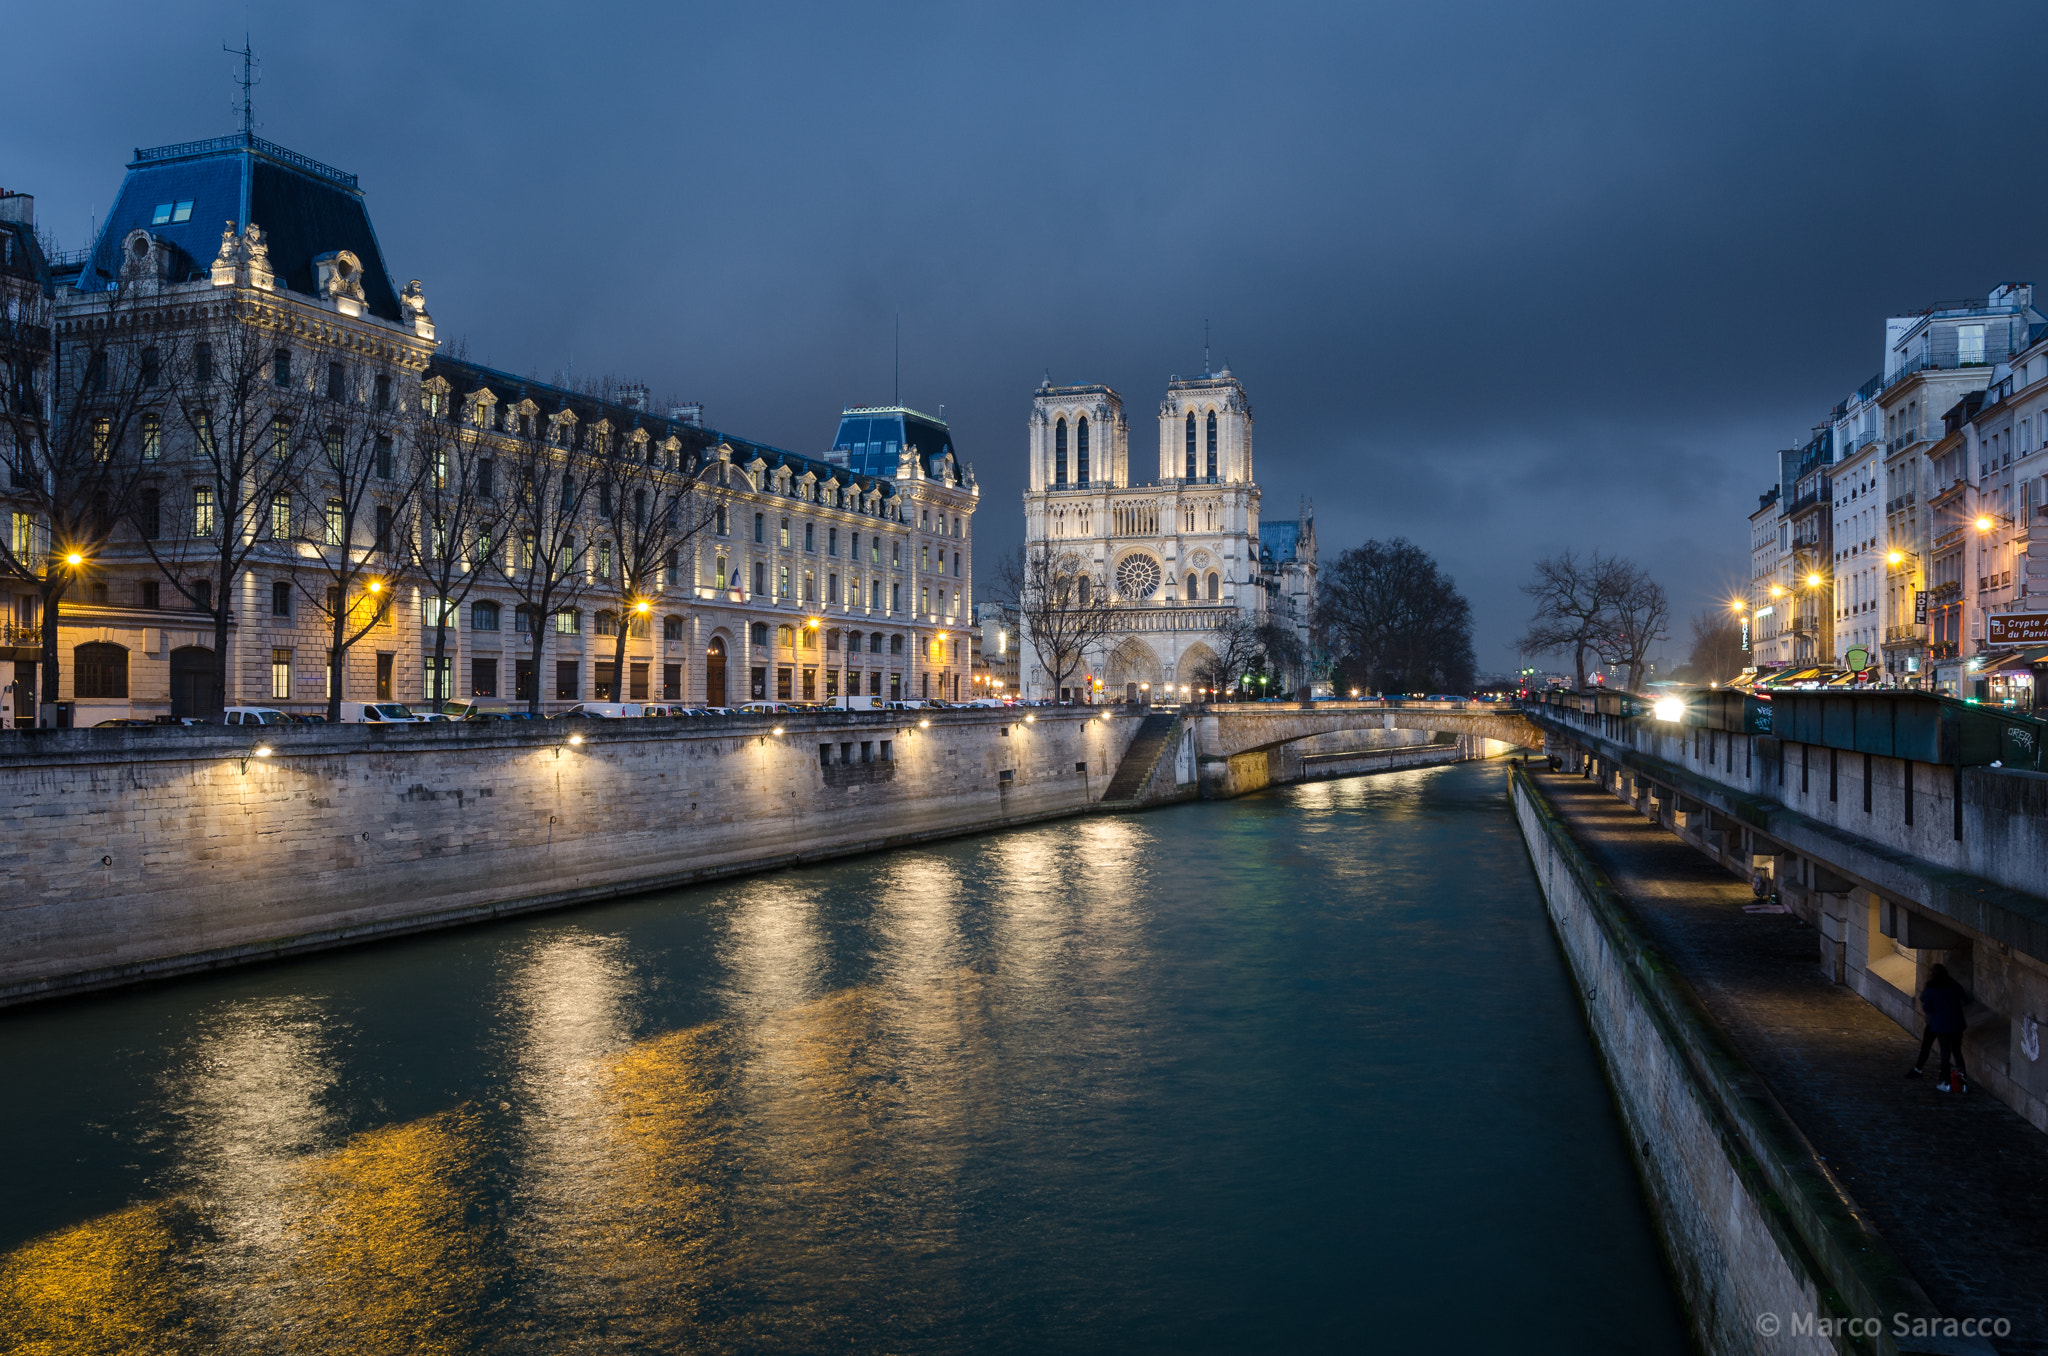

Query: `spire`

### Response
(1203, 319, 1211, 376)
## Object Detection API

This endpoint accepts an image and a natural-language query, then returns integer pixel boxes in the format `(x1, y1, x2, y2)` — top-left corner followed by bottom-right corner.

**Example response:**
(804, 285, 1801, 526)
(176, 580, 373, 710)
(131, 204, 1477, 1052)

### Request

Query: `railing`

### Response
(132, 133, 358, 189)
(1847, 429, 1878, 454)
(1, 623, 39, 647)
(1886, 493, 1917, 513)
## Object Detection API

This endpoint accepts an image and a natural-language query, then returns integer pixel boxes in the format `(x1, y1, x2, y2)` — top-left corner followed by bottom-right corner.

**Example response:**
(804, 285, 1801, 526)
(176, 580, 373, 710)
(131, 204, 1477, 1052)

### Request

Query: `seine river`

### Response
(0, 760, 1687, 1353)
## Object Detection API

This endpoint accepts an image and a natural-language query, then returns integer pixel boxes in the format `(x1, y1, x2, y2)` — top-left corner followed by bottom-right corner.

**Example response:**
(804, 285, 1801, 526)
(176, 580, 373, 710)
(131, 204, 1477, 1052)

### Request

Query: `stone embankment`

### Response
(1514, 766, 2006, 1356)
(0, 709, 1140, 1006)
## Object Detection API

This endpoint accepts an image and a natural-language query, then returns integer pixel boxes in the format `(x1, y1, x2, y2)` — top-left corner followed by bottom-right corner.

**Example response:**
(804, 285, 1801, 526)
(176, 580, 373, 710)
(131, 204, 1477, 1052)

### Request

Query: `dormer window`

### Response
(150, 201, 194, 226)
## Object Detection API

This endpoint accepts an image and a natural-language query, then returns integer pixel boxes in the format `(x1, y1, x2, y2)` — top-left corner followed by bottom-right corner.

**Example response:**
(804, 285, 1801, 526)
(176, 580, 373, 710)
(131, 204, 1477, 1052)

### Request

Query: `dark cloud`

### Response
(17, 0, 2048, 669)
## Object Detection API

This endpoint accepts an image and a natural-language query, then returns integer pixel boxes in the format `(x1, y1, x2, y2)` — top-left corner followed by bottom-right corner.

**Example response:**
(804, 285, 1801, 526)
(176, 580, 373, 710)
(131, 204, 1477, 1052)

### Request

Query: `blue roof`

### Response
(1260, 520, 1301, 565)
(78, 133, 402, 321)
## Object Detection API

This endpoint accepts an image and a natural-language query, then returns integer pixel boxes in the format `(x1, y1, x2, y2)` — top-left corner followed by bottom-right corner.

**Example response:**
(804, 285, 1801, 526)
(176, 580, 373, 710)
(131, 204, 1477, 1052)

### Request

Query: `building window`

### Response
(556, 661, 579, 700)
(1077, 415, 1090, 483)
(804, 570, 816, 600)
(715, 506, 728, 535)
(780, 518, 791, 548)
(323, 498, 344, 545)
(141, 413, 161, 461)
(779, 563, 791, 597)
(1055, 417, 1068, 485)
(753, 561, 766, 594)
(555, 609, 580, 634)
(1208, 570, 1220, 600)
(1185, 411, 1197, 478)
(274, 351, 292, 388)
(828, 526, 838, 556)
(326, 362, 345, 401)
(271, 580, 291, 616)
(194, 410, 213, 452)
(272, 648, 293, 700)
(193, 486, 216, 537)
(374, 374, 391, 410)
(73, 642, 128, 699)
(1959, 324, 1987, 366)
(1206, 410, 1218, 479)
(140, 346, 159, 387)
(664, 614, 683, 641)
(90, 418, 110, 460)
(194, 342, 213, 383)
(473, 600, 500, 631)
(425, 656, 451, 702)
(472, 658, 497, 698)
(892, 582, 901, 611)
(271, 417, 292, 462)
(375, 505, 393, 552)
(828, 572, 839, 603)
(755, 512, 765, 543)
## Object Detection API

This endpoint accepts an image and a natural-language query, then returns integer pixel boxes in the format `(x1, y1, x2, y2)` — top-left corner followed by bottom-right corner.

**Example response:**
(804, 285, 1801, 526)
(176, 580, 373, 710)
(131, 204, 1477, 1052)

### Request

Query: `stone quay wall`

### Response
(0, 709, 1139, 1006)
(1511, 768, 1962, 1356)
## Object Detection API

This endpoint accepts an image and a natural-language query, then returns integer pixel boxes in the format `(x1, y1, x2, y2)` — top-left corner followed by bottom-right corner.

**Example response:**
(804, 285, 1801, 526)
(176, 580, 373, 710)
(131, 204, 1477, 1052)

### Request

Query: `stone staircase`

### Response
(1100, 711, 1180, 804)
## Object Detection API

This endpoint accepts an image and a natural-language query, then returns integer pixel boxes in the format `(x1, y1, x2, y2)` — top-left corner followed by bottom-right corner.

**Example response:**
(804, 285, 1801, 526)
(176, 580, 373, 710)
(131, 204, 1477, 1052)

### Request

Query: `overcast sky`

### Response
(14, 1, 2048, 671)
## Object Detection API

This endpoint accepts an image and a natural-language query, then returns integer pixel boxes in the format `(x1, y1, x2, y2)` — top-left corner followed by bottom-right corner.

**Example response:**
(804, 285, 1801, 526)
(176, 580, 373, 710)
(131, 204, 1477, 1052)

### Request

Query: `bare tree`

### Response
(1315, 538, 1475, 695)
(1594, 557, 1669, 691)
(1191, 614, 1267, 698)
(995, 543, 1124, 702)
(290, 386, 427, 720)
(493, 409, 593, 714)
(405, 406, 509, 708)
(1682, 610, 1748, 685)
(0, 284, 173, 722)
(1517, 550, 1626, 690)
(133, 305, 316, 717)
(587, 430, 715, 703)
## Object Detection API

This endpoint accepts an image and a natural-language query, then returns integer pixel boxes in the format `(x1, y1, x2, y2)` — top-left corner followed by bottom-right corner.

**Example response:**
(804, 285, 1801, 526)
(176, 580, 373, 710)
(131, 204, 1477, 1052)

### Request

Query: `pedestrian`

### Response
(1905, 963, 1971, 1091)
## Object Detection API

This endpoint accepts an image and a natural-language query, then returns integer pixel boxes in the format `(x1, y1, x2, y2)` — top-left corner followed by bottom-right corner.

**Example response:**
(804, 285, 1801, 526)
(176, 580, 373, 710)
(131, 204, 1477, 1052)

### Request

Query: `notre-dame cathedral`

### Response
(1020, 365, 1315, 701)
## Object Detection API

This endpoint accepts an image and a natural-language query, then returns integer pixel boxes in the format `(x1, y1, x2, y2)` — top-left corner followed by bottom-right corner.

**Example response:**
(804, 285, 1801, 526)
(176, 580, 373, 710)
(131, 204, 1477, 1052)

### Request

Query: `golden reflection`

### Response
(0, 1200, 204, 1355)
(265, 1110, 497, 1354)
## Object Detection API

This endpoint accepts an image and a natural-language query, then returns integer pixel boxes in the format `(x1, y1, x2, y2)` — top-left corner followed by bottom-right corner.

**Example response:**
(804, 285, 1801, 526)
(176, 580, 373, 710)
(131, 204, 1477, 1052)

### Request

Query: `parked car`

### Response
(736, 702, 780, 716)
(439, 700, 509, 721)
(558, 702, 642, 718)
(693, 705, 738, 716)
(223, 707, 294, 725)
(637, 704, 686, 718)
(336, 701, 418, 724)
(93, 718, 156, 728)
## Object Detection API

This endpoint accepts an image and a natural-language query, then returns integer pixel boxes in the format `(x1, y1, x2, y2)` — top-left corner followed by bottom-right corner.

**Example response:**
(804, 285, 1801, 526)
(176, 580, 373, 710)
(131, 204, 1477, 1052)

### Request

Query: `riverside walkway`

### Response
(1527, 767, 2048, 1355)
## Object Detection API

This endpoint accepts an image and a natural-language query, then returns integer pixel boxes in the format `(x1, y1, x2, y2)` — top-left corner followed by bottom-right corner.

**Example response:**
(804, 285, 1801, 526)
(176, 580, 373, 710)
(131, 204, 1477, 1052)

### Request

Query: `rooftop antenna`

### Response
(894, 310, 900, 406)
(1204, 319, 1211, 376)
(224, 34, 259, 136)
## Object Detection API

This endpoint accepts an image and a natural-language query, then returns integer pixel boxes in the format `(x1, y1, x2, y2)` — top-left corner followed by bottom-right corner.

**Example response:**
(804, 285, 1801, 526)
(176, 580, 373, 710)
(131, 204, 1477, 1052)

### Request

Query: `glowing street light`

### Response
(367, 579, 384, 594)
(64, 551, 84, 567)
(1977, 516, 1994, 533)
(1652, 696, 1686, 722)
(1887, 550, 1904, 566)
(1806, 573, 1822, 589)
(1770, 585, 1784, 598)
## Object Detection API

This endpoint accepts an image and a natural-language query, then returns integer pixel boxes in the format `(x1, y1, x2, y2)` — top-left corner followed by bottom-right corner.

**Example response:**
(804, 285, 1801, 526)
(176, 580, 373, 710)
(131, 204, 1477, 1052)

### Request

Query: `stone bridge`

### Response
(1193, 701, 1544, 758)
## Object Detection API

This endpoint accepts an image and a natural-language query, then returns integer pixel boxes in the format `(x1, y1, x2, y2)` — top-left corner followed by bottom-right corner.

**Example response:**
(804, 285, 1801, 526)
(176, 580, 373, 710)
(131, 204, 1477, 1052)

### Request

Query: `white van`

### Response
(337, 701, 417, 724)
(839, 694, 883, 711)
(222, 707, 292, 725)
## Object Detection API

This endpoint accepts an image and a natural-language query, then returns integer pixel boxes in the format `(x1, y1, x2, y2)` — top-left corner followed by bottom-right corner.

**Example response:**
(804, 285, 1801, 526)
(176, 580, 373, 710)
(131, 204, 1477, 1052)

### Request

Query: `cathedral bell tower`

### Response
(1157, 368, 1251, 484)
(1028, 380, 1127, 492)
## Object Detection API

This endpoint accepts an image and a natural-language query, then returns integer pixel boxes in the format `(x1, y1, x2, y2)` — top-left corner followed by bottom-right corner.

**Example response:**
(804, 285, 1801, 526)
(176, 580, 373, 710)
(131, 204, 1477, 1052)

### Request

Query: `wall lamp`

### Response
(239, 745, 273, 774)
(1024, 713, 1036, 723)
(919, 718, 931, 728)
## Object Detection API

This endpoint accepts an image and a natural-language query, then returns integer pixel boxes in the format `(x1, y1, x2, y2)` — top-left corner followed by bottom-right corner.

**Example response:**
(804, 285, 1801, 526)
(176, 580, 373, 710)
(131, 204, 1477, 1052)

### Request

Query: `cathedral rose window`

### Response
(1115, 554, 1162, 600)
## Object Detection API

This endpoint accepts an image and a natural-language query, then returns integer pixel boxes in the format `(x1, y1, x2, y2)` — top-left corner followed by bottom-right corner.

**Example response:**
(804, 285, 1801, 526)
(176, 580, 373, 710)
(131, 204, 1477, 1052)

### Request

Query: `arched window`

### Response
(1206, 411, 1218, 479)
(1054, 417, 1068, 486)
(73, 642, 128, 699)
(596, 609, 620, 637)
(1077, 416, 1090, 484)
(751, 622, 770, 646)
(1185, 411, 1197, 479)
(777, 624, 794, 648)
(664, 615, 683, 641)
(848, 630, 864, 653)
(472, 600, 500, 631)
(1207, 571, 1220, 600)
(1077, 576, 1092, 606)
(1186, 572, 1197, 599)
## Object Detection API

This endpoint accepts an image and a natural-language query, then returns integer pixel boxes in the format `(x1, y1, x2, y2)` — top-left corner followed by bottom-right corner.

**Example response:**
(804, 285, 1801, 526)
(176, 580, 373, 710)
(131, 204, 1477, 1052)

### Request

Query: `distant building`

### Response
(1017, 366, 1316, 701)
(973, 599, 1018, 696)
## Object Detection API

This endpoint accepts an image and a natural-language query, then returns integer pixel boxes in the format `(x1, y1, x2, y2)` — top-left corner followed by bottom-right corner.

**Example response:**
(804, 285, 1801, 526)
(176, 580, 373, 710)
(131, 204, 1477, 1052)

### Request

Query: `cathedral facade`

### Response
(1019, 367, 1315, 701)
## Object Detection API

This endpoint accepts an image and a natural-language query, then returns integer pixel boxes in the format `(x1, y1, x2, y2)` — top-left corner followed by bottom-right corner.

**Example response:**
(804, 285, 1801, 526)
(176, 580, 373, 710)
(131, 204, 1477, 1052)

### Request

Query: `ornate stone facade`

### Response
(1020, 367, 1314, 700)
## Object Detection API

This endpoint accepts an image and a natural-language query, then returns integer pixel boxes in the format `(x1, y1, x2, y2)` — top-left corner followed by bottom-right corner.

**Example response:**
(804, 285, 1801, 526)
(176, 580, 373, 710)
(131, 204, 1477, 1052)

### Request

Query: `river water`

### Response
(0, 760, 1688, 1353)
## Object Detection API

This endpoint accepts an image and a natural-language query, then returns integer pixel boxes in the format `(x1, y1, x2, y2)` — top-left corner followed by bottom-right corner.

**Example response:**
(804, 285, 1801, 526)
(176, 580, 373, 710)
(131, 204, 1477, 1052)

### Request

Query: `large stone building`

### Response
(1, 131, 977, 724)
(1018, 366, 1315, 701)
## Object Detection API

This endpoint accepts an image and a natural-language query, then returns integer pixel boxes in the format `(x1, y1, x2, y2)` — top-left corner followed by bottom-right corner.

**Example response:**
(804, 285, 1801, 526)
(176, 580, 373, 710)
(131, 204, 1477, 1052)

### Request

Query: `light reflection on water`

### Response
(0, 761, 1691, 1354)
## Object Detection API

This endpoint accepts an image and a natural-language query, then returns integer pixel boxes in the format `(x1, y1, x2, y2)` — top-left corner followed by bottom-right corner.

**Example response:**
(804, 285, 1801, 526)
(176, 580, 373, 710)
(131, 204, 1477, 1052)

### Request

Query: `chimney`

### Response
(669, 401, 704, 427)
(619, 383, 650, 412)
(0, 192, 32, 226)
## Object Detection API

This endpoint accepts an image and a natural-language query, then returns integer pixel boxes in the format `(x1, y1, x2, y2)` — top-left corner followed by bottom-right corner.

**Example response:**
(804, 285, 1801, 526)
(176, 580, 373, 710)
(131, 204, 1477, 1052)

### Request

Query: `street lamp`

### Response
(1806, 573, 1822, 589)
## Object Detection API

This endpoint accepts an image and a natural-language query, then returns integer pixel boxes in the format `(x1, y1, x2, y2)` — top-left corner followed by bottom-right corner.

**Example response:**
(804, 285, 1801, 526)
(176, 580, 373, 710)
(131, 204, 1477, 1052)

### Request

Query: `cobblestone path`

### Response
(1530, 769, 2048, 1355)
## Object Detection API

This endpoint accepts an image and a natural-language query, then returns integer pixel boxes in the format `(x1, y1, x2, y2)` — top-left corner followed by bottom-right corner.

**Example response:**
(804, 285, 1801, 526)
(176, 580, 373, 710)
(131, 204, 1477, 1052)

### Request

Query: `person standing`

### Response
(1906, 963, 1971, 1091)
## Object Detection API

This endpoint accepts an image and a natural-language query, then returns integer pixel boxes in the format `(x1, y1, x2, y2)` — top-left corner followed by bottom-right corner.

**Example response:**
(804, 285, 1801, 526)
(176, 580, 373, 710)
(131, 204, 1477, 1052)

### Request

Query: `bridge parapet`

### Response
(1194, 701, 1543, 759)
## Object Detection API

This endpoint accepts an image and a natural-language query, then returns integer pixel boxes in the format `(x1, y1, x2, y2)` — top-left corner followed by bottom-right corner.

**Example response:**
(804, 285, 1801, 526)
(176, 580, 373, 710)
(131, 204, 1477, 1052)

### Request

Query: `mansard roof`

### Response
(77, 133, 403, 321)
(428, 356, 904, 498)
